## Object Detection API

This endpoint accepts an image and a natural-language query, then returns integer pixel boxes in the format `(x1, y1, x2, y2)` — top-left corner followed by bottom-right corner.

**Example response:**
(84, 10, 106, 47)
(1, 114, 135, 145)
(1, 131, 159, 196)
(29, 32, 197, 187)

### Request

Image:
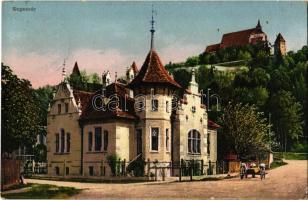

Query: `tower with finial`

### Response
(150, 5, 156, 49)
(62, 59, 66, 82)
(127, 6, 181, 163)
(274, 33, 286, 56)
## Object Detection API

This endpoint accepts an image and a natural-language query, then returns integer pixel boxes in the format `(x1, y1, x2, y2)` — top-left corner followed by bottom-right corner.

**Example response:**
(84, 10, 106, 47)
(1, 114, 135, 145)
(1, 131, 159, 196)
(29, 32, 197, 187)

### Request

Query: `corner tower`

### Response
(127, 9, 181, 163)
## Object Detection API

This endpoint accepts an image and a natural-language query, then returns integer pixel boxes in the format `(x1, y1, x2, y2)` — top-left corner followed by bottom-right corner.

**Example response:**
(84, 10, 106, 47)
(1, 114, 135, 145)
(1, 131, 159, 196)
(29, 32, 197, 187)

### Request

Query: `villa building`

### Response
(46, 17, 220, 177)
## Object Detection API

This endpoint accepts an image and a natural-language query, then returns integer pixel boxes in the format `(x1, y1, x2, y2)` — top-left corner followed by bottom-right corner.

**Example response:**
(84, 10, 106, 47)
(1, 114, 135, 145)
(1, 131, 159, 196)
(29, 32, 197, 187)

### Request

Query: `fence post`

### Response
(201, 159, 204, 175)
(162, 168, 165, 181)
(147, 159, 150, 179)
(154, 165, 157, 181)
(123, 159, 126, 176)
(190, 160, 193, 181)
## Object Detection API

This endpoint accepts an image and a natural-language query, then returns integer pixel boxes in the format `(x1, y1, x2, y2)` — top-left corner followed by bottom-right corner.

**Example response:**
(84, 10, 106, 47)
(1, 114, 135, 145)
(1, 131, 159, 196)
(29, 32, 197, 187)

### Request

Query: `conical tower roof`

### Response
(72, 61, 81, 76)
(127, 49, 181, 89)
(275, 33, 285, 43)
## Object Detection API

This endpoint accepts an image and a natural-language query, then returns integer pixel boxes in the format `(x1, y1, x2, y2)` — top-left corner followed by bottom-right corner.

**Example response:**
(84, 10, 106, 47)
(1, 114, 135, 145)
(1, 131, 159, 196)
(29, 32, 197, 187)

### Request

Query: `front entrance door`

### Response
(136, 129, 142, 155)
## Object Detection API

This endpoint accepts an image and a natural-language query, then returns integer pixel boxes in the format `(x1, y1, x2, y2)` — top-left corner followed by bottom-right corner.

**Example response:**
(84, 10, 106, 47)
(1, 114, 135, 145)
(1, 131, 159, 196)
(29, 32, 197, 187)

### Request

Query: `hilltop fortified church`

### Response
(46, 15, 220, 177)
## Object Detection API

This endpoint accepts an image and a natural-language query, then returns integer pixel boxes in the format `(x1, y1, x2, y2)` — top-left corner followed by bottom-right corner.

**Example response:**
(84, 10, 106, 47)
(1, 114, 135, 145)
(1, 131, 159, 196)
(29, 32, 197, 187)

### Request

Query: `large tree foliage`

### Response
(1, 64, 41, 154)
(268, 90, 303, 151)
(219, 103, 270, 159)
(66, 70, 102, 92)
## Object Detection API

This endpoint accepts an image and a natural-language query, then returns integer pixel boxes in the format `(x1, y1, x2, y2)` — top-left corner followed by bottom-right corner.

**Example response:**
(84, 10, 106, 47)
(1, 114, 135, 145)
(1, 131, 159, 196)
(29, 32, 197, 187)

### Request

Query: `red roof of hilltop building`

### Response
(205, 20, 267, 53)
(127, 49, 181, 89)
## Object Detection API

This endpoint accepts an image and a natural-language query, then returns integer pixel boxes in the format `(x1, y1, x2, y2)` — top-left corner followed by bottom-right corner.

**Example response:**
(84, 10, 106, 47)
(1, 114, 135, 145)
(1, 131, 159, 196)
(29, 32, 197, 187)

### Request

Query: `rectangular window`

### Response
(89, 166, 94, 176)
(58, 104, 61, 114)
(166, 101, 169, 113)
(66, 167, 69, 175)
(61, 129, 65, 153)
(103, 131, 108, 151)
(55, 133, 59, 153)
(88, 132, 93, 151)
(151, 99, 158, 111)
(95, 127, 102, 151)
(166, 129, 169, 151)
(66, 133, 70, 153)
(65, 103, 69, 113)
(188, 130, 201, 154)
(151, 127, 159, 151)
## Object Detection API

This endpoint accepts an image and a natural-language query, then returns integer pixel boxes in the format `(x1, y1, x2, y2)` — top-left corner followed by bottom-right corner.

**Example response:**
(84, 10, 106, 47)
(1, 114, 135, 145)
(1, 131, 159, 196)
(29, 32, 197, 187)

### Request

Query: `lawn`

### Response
(1, 184, 81, 199)
(273, 152, 308, 160)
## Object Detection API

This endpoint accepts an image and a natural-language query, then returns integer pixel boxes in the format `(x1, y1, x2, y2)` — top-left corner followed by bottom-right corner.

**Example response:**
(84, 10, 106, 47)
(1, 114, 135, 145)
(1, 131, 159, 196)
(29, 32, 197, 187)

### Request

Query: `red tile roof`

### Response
(205, 43, 220, 53)
(72, 62, 81, 76)
(205, 22, 267, 53)
(208, 119, 221, 129)
(220, 28, 265, 48)
(80, 83, 137, 121)
(73, 90, 94, 112)
(127, 50, 181, 89)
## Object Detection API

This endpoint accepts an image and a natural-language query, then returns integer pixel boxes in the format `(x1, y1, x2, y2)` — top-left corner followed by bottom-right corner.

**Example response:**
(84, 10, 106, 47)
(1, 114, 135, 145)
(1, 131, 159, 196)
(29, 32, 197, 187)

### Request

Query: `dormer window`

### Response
(65, 103, 69, 113)
(152, 99, 158, 111)
(58, 104, 61, 114)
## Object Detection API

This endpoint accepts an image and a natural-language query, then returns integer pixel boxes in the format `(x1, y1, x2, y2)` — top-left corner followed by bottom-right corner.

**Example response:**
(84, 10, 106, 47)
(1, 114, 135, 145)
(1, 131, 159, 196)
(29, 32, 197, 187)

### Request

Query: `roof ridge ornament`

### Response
(62, 59, 66, 82)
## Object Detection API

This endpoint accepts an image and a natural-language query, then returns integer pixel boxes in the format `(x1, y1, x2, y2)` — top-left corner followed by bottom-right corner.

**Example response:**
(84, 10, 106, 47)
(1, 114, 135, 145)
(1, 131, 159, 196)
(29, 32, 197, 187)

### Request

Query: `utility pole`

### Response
(268, 113, 271, 151)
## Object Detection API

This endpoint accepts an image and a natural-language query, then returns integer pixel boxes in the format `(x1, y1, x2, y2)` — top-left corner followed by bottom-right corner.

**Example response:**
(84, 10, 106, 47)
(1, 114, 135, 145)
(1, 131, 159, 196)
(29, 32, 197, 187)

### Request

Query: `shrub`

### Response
(106, 154, 121, 176)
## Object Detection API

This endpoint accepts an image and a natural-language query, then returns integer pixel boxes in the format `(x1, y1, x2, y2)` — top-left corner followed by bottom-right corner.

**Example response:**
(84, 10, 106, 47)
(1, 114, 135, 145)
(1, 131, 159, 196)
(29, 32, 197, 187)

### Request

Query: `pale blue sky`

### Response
(2, 1, 307, 87)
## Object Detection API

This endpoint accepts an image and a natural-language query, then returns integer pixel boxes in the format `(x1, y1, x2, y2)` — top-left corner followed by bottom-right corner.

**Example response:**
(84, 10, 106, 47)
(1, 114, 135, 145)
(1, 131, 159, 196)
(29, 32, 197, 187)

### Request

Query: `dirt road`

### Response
(27, 160, 307, 199)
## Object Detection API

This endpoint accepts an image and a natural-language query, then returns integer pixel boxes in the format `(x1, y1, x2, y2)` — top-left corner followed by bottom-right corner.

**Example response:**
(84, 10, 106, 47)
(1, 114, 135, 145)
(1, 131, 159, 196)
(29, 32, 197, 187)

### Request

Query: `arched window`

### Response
(188, 130, 201, 154)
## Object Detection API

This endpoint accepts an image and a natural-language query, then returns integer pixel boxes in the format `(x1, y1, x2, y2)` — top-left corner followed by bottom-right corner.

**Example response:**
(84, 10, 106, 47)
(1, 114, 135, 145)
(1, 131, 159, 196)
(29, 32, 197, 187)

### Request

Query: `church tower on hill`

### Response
(274, 33, 286, 56)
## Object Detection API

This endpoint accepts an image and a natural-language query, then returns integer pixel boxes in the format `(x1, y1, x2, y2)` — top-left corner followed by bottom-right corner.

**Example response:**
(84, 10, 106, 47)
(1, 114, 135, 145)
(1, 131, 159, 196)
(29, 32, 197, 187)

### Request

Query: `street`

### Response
(27, 160, 307, 199)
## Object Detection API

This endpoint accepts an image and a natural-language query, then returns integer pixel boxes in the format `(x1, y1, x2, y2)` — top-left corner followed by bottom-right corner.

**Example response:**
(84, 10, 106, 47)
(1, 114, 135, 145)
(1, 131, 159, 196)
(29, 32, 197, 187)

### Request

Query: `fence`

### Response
(1, 159, 21, 190)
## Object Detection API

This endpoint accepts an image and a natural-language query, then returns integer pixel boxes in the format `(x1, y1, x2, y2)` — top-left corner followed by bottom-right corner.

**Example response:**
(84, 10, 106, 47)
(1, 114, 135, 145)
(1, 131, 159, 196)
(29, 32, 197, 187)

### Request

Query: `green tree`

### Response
(89, 73, 101, 84)
(33, 144, 47, 162)
(268, 90, 303, 151)
(219, 103, 269, 159)
(185, 56, 199, 66)
(1, 64, 41, 154)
